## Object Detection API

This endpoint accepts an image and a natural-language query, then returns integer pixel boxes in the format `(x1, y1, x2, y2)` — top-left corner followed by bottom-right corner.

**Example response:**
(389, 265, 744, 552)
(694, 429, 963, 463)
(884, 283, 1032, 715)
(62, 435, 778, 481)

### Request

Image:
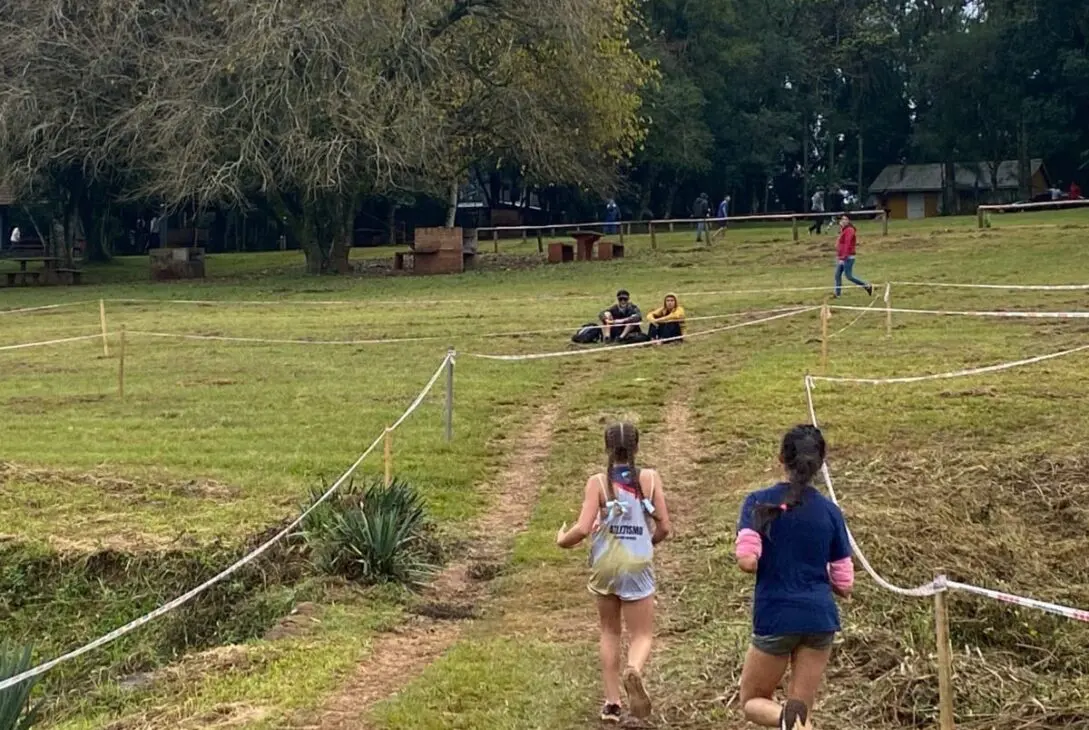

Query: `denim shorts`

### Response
(752, 632, 835, 657)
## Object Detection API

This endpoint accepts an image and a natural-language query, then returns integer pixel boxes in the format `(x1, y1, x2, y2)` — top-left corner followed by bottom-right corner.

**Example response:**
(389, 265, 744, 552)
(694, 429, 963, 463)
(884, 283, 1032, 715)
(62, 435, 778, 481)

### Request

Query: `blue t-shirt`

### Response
(736, 483, 852, 636)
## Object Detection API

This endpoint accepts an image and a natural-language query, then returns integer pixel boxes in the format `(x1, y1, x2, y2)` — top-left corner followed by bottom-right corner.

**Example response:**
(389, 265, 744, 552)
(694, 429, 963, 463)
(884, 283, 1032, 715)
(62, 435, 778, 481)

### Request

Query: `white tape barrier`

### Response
(0, 301, 94, 316)
(117, 307, 815, 348)
(893, 281, 1089, 291)
(831, 305, 1089, 319)
(0, 333, 103, 352)
(809, 343, 1089, 385)
(827, 296, 879, 339)
(467, 308, 816, 361)
(804, 376, 1089, 620)
(0, 353, 452, 693)
(803, 377, 943, 597)
(129, 331, 443, 346)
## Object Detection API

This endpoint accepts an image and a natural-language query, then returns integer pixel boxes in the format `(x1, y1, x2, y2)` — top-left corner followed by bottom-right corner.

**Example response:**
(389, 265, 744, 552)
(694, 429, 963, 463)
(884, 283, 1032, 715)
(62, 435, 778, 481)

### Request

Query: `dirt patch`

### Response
(294, 404, 561, 730)
(0, 462, 240, 502)
(5, 393, 107, 412)
(264, 601, 322, 641)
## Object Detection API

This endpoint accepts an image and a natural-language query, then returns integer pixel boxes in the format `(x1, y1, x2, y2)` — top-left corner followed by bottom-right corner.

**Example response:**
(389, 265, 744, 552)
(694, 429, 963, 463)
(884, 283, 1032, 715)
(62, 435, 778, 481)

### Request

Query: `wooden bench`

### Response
(597, 241, 625, 260)
(6, 270, 41, 287)
(7, 240, 47, 258)
(55, 267, 83, 285)
(547, 242, 574, 264)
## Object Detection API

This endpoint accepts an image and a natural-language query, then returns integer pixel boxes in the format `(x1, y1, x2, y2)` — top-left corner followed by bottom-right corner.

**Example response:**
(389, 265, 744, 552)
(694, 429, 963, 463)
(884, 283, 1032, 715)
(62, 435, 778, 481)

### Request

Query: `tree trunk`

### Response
(445, 182, 458, 228)
(802, 111, 810, 211)
(1018, 110, 1031, 200)
(942, 160, 956, 215)
(857, 132, 866, 204)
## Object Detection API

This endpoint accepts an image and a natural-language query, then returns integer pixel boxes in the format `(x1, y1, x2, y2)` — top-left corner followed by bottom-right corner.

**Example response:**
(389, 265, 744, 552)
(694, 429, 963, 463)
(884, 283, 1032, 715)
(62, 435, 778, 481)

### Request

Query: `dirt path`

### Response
(292, 404, 561, 730)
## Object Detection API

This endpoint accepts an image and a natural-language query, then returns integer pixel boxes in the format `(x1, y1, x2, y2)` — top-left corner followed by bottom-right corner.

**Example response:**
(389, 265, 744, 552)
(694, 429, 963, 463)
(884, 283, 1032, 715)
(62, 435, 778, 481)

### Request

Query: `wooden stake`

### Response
(492, 228, 499, 254)
(649, 221, 657, 250)
(934, 588, 956, 730)
(884, 283, 892, 338)
(977, 206, 985, 230)
(118, 325, 126, 399)
(820, 304, 829, 370)
(98, 299, 110, 357)
(792, 216, 799, 242)
(881, 210, 889, 236)
(536, 230, 543, 254)
(383, 427, 393, 487)
(444, 348, 455, 442)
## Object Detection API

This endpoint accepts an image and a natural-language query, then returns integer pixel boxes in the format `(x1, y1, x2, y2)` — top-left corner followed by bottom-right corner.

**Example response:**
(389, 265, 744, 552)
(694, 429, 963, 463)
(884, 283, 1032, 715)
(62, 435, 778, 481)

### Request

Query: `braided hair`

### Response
(752, 425, 826, 535)
(604, 422, 640, 503)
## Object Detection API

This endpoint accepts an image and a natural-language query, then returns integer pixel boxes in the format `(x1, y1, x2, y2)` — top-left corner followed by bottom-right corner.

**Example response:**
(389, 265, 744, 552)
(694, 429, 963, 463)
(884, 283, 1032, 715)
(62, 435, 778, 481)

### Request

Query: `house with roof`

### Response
(868, 159, 1050, 219)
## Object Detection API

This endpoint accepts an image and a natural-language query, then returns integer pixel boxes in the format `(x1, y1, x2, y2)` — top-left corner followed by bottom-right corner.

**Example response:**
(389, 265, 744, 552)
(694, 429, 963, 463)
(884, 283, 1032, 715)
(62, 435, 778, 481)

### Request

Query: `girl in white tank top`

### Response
(556, 423, 673, 724)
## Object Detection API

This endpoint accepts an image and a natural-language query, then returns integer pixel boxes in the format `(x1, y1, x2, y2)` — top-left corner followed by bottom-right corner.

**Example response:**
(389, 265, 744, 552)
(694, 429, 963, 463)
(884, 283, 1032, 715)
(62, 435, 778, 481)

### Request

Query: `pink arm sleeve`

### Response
(735, 528, 763, 560)
(828, 557, 855, 591)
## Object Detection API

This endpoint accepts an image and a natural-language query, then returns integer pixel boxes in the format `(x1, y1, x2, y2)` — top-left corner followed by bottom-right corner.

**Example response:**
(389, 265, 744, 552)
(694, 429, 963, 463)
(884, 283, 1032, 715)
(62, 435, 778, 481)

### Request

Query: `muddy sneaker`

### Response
(780, 698, 810, 730)
(622, 667, 652, 719)
(600, 703, 622, 724)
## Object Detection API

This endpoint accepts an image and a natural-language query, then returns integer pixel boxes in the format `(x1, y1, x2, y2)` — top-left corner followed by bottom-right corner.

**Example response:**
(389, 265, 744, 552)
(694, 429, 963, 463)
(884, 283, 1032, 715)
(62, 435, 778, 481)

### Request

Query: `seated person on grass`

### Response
(600, 289, 643, 342)
(647, 293, 686, 342)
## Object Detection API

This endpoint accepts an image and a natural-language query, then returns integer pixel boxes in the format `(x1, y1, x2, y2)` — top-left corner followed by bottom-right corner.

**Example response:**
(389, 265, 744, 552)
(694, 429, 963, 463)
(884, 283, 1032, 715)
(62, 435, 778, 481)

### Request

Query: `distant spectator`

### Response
(717, 196, 730, 231)
(808, 191, 825, 235)
(149, 214, 162, 249)
(600, 289, 643, 342)
(1070, 181, 1082, 200)
(8, 225, 20, 252)
(605, 199, 620, 235)
(1049, 185, 1063, 201)
(647, 294, 686, 343)
(693, 193, 710, 242)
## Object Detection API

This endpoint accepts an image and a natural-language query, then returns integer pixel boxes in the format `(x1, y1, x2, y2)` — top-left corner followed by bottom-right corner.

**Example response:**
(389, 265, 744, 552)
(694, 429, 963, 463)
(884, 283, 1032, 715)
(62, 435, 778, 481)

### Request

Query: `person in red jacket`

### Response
(834, 216, 873, 298)
(1070, 181, 1083, 200)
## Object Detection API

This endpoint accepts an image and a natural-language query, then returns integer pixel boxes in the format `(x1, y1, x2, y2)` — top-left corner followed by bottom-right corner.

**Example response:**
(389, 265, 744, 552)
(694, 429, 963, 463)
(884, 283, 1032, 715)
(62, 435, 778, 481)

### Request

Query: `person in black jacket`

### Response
(693, 193, 710, 242)
(600, 290, 643, 342)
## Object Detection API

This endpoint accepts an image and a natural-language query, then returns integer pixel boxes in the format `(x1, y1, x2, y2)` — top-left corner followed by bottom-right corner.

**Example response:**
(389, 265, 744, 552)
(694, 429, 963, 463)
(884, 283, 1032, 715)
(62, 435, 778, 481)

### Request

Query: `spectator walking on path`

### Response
(833, 216, 872, 298)
(808, 191, 825, 235)
(693, 193, 710, 242)
(556, 423, 672, 724)
(735, 425, 853, 730)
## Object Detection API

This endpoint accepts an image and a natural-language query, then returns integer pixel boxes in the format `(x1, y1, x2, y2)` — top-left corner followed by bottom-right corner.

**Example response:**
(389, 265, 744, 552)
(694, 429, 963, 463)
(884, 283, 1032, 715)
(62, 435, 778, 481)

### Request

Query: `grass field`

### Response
(2, 209, 1088, 730)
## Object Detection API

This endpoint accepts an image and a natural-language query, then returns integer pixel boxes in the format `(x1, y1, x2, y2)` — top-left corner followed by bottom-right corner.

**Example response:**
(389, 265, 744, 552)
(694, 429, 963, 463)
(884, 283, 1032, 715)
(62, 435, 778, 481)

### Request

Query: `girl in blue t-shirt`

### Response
(734, 425, 854, 729)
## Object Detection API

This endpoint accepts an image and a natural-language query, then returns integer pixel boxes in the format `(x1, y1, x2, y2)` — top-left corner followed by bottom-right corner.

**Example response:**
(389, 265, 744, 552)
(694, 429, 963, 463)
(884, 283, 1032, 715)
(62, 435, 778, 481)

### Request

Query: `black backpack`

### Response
(572, 323, 603, 344)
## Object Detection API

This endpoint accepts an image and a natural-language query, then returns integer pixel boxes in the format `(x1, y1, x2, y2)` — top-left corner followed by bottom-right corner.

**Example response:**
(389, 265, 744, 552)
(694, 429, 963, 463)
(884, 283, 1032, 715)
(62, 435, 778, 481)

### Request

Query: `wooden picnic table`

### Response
(569, 230, 602, 261)
(7, 257, 62, 286)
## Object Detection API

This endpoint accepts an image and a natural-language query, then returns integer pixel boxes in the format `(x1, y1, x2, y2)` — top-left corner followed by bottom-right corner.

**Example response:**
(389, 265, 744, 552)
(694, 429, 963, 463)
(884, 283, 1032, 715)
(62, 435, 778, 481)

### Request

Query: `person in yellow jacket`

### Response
(646, 294, 686, 342)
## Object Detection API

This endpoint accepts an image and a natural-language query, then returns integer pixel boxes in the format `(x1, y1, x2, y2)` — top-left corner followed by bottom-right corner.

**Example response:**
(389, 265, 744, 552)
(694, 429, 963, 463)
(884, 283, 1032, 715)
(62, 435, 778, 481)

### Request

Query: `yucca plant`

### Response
(299, 478, 437, 588)
(0, 644, 40, 730)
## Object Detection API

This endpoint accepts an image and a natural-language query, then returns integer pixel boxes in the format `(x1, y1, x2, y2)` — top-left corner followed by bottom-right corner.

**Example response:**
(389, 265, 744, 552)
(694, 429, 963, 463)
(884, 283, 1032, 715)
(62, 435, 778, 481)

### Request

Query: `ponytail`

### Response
(604, 422, 640, 504)
(752, 425, 826, 535)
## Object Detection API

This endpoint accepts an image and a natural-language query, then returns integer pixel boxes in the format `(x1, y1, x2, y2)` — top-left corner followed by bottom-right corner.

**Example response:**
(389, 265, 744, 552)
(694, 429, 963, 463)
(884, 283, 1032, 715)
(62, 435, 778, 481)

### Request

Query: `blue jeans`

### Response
(834, 257, 869, 297)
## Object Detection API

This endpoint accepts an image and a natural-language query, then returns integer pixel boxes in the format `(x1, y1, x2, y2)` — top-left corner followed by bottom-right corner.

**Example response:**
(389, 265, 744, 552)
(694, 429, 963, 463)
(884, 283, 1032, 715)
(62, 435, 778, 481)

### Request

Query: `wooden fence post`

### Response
(792, 216, 800, 242)
(618, 223, 625, 244)
(977, 207, 985, 230)
(384, 427, 393, 487)
(934, 587, 956, 730)
(820, 304, 829, 370)
(884, 283, 892, 338)
(881, 211, 889, 236)
(492, 229, 499, 254)
(536, 230, 543, 254)
(444, 349, 455, 442)
(99, 299, 110, 357)
(118, 325, 127, 399)
(649, 221, 657, 250)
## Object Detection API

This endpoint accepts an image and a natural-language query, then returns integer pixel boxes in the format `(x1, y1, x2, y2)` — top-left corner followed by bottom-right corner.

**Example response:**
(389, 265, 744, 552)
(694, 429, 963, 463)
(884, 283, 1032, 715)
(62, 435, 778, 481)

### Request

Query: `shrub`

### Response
(0, 645, 40, 730)
(299, 478, 438, 588)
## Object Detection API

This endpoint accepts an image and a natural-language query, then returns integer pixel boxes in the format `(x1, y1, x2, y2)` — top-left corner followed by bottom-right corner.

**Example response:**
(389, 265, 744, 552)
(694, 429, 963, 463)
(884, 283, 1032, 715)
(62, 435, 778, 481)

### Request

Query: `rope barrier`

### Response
(0, 352, 453, 693)
(831, 305, 1089, 319)
(466, 308, 816, 361)
(804, 367, 1089, 621)
(128, 331, 443, 346)
(809, 343, 1089, 385)
(892, 281, 1089, 291)
(0, 301, 94, 316)
(827, 296, 879, 339)
(0, 333, 103, 352)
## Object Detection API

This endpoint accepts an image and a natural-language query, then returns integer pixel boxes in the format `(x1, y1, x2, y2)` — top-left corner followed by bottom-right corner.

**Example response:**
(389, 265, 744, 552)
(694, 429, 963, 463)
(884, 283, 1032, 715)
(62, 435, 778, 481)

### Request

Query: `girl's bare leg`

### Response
(787, 645, 832, 712)
(597, 595, 623, 705)
(740, 645, 790, 727)
(621, 595, 655, 672)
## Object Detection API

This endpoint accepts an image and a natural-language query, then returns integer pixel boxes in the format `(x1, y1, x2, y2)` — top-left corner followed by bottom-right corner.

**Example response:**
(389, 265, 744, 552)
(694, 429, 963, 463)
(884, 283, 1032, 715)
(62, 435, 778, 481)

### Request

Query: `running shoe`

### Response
(780, 698, 810, 730)
(622, 667, 652, 719)
(600, 703, 622, 724)
(866, 284, 874, 297)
